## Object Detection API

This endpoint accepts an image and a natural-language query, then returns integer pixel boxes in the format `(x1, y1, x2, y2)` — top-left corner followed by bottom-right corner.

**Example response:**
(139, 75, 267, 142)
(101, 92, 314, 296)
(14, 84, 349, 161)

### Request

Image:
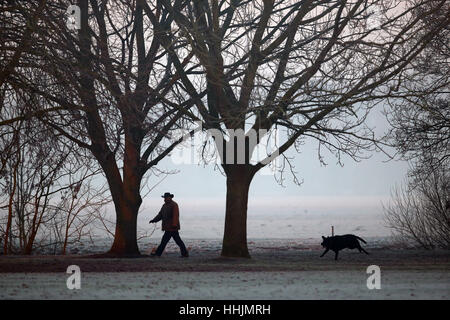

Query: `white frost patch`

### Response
(0, 271, 448, 300)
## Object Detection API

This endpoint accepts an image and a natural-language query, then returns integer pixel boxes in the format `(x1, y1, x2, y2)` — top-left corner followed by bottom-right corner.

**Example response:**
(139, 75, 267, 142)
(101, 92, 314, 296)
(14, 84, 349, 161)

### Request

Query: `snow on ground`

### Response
(0, 243, 449, 299)
(1, 270, 448, 300)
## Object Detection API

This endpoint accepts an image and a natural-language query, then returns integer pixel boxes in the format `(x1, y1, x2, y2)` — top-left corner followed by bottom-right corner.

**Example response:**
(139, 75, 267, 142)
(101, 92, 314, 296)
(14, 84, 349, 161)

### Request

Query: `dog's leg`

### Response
(320, 248, 329, 257)
(357, 243, 370, 255)
(334, 250, 339, 260)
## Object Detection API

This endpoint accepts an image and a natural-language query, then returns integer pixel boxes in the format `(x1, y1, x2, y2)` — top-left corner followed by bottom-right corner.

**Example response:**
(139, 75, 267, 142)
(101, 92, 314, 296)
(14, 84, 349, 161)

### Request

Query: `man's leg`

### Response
(154, 231, 172, 256)
(172, 231, 188, 256)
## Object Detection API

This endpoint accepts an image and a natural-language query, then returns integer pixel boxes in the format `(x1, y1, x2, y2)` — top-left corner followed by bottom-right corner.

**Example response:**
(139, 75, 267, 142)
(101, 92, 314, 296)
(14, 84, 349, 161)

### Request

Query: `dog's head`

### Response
(321, 236, 330, 248)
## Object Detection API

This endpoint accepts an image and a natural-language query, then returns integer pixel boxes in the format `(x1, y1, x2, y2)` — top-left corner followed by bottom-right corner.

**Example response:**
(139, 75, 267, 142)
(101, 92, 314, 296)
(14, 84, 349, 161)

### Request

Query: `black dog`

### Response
(320, 234, 369, 260)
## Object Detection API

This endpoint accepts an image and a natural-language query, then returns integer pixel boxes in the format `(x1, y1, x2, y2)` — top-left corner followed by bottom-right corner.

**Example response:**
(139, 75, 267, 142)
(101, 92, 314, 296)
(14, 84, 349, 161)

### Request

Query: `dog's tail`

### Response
(355, 236, 367, 244)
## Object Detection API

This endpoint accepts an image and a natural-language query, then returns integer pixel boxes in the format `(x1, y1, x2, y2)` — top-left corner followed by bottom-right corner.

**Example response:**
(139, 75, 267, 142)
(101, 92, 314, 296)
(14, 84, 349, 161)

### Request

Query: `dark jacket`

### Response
(151, 200, 180, 231)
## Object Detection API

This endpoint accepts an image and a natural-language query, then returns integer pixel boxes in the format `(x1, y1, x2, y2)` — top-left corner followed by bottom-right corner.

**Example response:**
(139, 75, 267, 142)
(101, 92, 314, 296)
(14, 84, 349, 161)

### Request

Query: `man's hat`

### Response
(162, 192, 174, 198)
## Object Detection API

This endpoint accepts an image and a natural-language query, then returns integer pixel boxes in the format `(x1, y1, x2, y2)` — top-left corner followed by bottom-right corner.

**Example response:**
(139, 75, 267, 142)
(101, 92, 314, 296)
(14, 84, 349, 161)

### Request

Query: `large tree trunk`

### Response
(108, 200, 140, 256)
(105, 136, 143, 257)
(104, 169, 142, 256)
(221, 165, 257, 258)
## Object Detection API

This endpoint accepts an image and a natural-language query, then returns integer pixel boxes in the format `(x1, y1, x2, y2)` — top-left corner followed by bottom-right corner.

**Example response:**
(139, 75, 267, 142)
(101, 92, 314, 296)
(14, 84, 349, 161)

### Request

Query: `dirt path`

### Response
(0, 248, 449, 273)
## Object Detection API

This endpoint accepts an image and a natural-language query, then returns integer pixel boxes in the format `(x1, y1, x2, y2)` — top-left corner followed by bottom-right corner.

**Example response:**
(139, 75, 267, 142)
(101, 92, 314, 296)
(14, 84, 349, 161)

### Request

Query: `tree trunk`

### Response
(107, 125, 144, 256)
(221, 165, 256, 258)
(108, 198, 141, 256)
(92, 132, 143, 257)
(3, 146, 20, 255)
(24, 234, 36, 255)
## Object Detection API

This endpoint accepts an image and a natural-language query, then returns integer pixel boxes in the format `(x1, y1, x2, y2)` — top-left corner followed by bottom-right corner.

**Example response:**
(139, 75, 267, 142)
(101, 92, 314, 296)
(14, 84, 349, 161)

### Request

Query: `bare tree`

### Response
(46, 166, 111, 255)
(146, 0, 450, 257)
(385, 0, 449, 177)
(383, 164, 450, 249)
(0, 122, 21, 254)
(0, 0, 67, 127)
(0, 115, 107, 254)
(0, 0, 46, 88)
(382, 2, 449, 248)
(4, 0, 195, 256)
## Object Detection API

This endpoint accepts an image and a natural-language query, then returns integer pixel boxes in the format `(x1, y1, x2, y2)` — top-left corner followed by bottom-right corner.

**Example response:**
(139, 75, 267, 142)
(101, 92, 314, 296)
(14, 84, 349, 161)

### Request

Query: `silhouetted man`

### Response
(149, 192, 189, 257)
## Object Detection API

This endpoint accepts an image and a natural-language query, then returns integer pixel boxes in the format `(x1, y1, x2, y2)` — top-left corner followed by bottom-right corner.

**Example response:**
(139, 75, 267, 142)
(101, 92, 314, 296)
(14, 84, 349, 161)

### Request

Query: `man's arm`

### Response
(150, 209, 162, 223)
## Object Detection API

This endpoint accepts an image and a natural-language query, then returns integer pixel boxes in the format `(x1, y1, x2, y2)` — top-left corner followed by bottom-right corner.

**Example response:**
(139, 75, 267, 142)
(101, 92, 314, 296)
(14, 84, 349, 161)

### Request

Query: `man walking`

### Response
(149, 192, 189, 257)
